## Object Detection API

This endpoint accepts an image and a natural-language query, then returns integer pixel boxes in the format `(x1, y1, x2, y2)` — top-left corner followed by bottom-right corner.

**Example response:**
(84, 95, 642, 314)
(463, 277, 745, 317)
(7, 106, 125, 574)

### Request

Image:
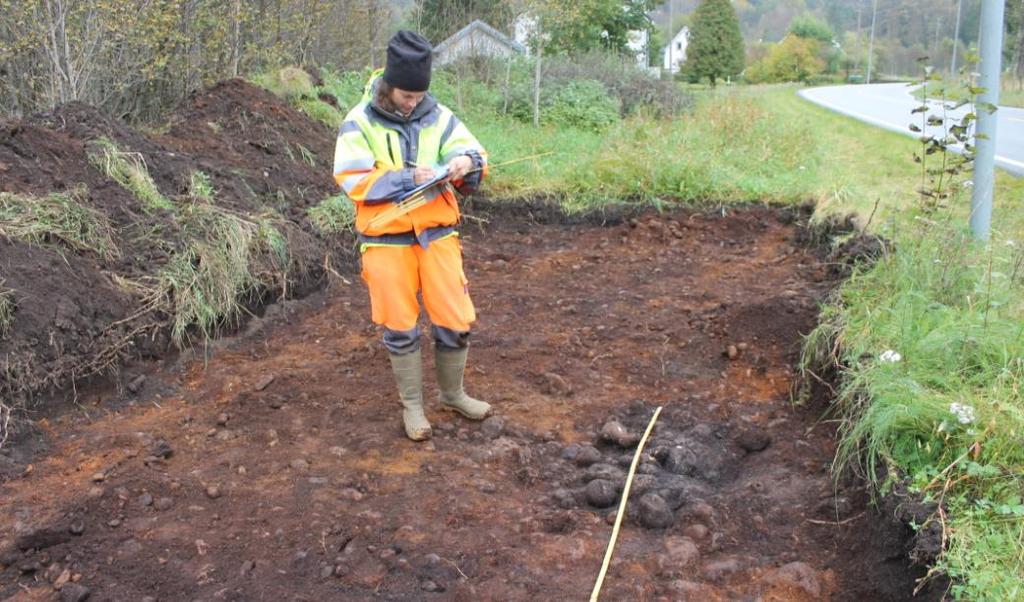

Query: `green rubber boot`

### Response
(389, 349, 431, 441)
(436, 347, 491, 420)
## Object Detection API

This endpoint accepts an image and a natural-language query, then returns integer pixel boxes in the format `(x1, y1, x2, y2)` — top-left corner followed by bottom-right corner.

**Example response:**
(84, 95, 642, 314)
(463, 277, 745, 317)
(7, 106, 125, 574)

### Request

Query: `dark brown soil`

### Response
(0, 79, 346, 405)
(0, 206, 944, 601)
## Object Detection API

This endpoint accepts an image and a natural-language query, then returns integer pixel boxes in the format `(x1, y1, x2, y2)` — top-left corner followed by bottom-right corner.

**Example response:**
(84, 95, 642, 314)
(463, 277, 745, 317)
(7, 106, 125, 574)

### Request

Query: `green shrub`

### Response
(545, 80, 621, 131)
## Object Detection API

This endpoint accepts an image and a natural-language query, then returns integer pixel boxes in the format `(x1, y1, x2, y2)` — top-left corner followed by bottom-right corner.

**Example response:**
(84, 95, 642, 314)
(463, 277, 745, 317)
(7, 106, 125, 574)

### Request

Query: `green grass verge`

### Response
(474, 90, 820, 210)
(782, 81, 1024, 598)
(0, 188, 120, 259)
(88, 137, 173, 212)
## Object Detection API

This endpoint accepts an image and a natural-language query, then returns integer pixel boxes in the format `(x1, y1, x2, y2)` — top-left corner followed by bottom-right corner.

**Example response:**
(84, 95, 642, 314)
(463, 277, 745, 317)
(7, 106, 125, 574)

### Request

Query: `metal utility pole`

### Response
(971, 0, 1006, 241)
(950, 0, 963, 75)
(867, 0, 879, 84)
(668, 0, 674, 74)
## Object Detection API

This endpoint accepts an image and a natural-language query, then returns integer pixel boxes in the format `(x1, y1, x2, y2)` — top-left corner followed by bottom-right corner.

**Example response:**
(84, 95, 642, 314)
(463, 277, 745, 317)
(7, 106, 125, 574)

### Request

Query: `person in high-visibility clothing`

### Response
(332, 30, 490, 441)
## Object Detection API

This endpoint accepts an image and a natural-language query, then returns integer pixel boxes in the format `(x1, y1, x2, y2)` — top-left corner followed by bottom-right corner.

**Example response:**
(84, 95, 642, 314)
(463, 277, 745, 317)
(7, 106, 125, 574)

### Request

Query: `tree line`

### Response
(0, 0, 393, 120)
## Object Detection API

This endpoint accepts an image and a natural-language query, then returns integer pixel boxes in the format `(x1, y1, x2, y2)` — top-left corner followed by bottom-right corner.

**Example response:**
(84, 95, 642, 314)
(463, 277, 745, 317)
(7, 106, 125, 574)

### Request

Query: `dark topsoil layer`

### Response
(0, 79, 347, 405)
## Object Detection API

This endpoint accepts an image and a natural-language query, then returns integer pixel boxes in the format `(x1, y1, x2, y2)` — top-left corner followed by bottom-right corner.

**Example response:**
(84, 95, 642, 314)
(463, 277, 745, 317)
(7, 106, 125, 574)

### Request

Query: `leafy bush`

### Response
(544, 80, 621, 132)
(745, 36, 826, 83)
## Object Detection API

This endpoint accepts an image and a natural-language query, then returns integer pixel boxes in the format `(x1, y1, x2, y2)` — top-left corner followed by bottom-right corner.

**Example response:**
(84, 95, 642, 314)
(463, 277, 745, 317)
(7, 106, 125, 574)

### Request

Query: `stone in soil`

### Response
(683, 524, 709, 541)
(636, 493, 674, 529)
(582, 463, 625, 483)
(541, 372, 573, 396)
(253, 374, 276, 391)
(137, 492, 153, 507)
(737, 429, 771, 453)
(154, 497, 174, 511)
(701, 558, 741, 582)
(599, 420, 640, 448)
(205, 485, 222, 499)
(69, 521, 85, 536)
(59, 583, 91, 602)
(662, 536, 700, 568)
(763, 561, 822, 597)
(481, 416, 505, 438)
(127, 374, 146, 394)
(573, 445, 602, 467)
(150, 439, 173, 459)
(584, 479, 618, 508)
(420, 578, 445, 592)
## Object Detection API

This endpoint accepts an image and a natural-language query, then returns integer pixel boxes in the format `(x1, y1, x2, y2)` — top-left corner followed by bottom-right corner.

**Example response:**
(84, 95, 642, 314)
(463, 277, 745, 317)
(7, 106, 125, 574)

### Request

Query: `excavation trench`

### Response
(0, 204, 939, 601)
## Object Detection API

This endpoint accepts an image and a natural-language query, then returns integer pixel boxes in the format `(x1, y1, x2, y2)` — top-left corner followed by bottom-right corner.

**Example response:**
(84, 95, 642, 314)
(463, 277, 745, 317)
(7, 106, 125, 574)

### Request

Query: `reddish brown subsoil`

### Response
(0, 206, 941, 601)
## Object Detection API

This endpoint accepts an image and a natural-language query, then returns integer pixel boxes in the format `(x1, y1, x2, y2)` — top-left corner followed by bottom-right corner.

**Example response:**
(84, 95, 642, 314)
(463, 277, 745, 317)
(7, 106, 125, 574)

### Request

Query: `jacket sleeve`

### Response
(439, 115, 488, 195)
(333, 120, 415, 205)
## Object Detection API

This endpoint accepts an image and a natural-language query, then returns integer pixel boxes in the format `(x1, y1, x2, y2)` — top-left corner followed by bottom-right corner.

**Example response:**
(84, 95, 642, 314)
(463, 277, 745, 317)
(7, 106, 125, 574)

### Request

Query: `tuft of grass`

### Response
(88, 137, 173, 212)
(0, 188, 120, 259)
(308, 194, 355, 235)
(189, 170, 215, 202)
(0, 280, 14, 338)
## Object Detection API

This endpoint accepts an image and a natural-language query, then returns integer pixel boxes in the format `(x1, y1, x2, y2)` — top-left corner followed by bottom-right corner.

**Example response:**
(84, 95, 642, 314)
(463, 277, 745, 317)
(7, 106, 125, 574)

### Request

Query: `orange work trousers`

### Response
(359, 235, 476, 333)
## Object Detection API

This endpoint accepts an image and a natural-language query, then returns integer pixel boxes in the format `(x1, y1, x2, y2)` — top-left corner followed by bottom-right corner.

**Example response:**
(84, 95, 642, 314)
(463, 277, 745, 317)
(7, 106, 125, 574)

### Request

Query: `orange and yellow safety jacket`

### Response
(332, 71, 488, 247)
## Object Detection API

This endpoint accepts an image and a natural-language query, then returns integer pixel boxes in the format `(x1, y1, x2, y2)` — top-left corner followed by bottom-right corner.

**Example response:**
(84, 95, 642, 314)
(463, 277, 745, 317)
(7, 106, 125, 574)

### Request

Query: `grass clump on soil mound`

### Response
(0, 188, 120, 259)
(87, 137, 174, 212)
(308, 194, 355, 235)
(147, 202, 293, 347)
(0, 281, 13, 338)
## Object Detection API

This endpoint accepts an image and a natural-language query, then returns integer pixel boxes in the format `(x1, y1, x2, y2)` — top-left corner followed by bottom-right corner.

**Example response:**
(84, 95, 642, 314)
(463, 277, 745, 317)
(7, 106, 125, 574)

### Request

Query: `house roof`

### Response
(433, 19, 527, 55)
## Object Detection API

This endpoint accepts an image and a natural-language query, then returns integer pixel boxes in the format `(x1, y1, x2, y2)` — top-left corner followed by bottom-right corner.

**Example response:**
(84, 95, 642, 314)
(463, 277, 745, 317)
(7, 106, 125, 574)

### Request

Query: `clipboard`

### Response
(397, 166, 450, 203)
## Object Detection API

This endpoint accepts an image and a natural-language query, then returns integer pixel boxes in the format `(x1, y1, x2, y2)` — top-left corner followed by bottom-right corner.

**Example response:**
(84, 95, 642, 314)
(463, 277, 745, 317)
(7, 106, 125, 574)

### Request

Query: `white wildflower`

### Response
(949, 402, 976, 425)
(879, 350, 902, 363)
(1006, 240, 1016, 247)
(963, 180, 973, 188)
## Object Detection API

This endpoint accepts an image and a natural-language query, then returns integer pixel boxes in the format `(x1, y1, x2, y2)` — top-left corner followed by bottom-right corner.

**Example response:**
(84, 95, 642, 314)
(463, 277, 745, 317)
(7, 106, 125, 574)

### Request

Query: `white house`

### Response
(627, 29, 649, 68)
(663, 26, 689, 73)
(433, 20, 527, 66)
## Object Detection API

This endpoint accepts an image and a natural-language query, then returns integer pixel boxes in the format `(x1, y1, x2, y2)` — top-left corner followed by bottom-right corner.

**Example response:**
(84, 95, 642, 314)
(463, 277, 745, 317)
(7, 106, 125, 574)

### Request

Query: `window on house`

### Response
(676, 42, 682, 50)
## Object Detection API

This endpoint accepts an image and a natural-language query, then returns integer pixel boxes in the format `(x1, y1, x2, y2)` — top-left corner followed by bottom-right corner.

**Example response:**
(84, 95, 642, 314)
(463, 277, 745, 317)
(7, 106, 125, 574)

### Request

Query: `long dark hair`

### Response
(374, 79, 399, 114)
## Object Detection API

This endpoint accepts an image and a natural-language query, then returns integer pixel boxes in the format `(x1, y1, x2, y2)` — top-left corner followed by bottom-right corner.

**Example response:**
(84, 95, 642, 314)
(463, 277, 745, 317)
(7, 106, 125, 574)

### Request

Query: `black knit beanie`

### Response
(383, 30, 432, 92)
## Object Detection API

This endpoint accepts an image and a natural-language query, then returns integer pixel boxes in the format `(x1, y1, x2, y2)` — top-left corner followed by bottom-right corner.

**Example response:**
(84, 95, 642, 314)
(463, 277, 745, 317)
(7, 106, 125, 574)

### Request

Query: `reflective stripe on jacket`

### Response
(332, 71, 488, 242)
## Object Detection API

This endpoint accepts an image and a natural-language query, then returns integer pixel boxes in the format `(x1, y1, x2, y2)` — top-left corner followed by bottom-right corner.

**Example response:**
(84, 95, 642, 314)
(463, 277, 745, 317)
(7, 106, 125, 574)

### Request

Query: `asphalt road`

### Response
(800, 83, 1024, 176)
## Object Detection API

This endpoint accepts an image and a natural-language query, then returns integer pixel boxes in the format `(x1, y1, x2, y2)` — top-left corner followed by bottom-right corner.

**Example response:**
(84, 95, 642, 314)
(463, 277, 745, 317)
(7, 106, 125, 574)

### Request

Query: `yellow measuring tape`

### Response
(589, 406, 663, 602)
